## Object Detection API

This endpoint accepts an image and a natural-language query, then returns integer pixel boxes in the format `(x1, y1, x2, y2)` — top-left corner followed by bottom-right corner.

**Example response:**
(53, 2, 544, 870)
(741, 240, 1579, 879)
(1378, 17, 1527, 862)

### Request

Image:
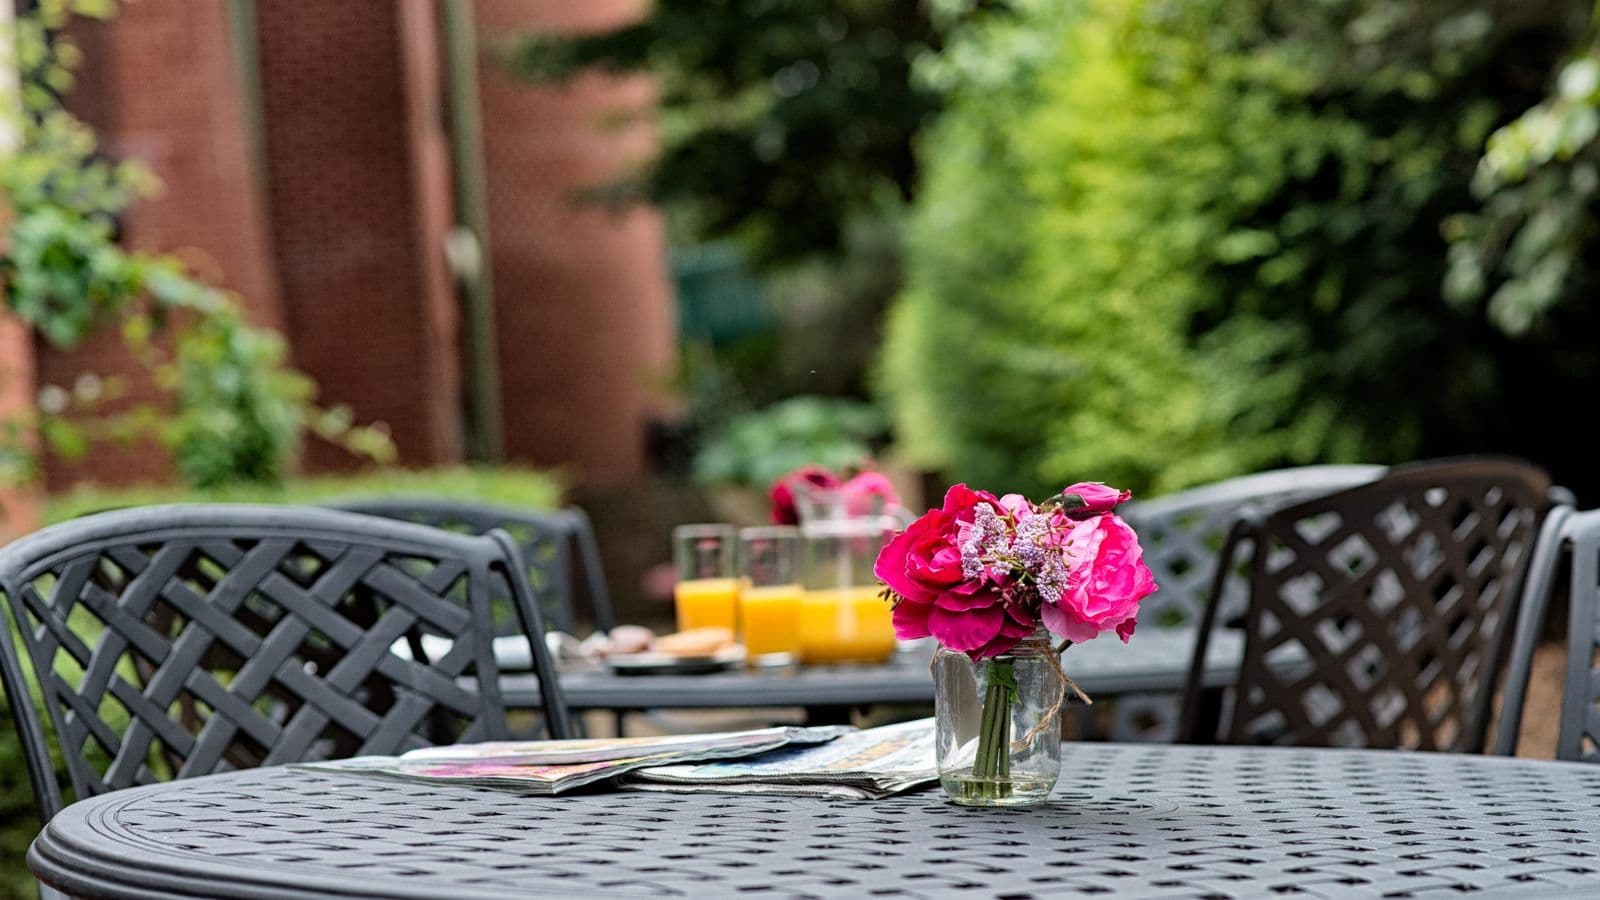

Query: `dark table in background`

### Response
(501, 628, 1240, 730)
(31, 743, 1600, 898)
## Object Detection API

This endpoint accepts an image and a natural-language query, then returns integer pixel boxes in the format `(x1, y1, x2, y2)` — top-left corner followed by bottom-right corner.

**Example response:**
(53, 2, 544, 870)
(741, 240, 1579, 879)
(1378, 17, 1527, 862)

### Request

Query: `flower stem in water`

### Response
(970, 659, 1016, 800)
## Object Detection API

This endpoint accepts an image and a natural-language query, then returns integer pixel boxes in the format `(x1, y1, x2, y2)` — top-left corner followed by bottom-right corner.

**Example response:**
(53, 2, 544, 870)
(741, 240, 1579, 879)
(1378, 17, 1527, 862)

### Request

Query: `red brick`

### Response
(476, 0, 676, 484)
(1, 313, 40, 540)
(39, 3, 285, 490)
(253, 0, 461, 470)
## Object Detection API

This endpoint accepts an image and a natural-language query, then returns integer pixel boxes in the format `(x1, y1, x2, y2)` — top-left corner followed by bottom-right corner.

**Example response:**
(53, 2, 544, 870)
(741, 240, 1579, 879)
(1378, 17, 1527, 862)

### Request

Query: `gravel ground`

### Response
(1507, 642, 1566, 758)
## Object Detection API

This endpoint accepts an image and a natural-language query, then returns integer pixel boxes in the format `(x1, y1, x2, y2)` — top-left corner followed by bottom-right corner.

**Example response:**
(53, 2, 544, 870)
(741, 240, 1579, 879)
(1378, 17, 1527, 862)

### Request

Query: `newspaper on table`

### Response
(294, 724, 853, 795)
(624, 718, 937, 800)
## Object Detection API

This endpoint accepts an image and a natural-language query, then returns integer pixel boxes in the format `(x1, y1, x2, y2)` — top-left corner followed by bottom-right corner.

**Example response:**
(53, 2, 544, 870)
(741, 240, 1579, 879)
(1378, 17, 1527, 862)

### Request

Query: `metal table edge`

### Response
(29, 778, 533, 900)
(38, 743, 1586, 899)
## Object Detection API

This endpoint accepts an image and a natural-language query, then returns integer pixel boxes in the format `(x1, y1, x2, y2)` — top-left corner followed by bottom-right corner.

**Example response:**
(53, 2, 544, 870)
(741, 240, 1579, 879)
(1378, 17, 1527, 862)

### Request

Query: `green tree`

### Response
(501, 2, 1011, 430)
(501, 0, 952, 267)
(884, 0, 1594, 498)
(1446, 3, 1600, 335)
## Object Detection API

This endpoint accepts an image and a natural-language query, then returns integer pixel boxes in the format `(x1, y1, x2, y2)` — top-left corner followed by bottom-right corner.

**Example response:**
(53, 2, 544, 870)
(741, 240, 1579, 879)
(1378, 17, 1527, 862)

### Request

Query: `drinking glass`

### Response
(673, 524, 738, 633)
(738, 526, 802, 666)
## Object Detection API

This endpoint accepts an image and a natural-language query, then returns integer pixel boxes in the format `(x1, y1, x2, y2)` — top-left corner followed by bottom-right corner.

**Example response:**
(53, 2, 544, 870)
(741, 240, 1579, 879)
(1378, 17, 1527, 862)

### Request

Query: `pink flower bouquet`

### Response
(875, 482, 1157, 803)
(875, 482, 1156, 658)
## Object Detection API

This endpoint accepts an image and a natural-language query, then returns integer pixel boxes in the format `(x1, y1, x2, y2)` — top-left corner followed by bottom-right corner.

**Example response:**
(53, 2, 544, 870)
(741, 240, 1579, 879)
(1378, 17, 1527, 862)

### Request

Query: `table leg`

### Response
(804, 705, 854, 726)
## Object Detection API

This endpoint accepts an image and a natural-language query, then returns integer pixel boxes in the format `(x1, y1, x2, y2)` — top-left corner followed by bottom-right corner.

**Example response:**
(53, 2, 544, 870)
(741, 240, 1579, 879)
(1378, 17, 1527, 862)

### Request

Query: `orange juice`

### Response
(739, 584, 803, 660)
(798, 586, 896, 664)
(675, 577, 739, 632)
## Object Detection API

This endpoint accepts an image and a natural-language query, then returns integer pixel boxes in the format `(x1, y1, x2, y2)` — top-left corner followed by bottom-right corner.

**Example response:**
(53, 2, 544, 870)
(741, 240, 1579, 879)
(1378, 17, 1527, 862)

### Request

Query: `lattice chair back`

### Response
(1120, 465, 1386, 630)
(1182, 458, 1551, 751)
(0, 505, 573, 822)
(330, 498, 615, 635)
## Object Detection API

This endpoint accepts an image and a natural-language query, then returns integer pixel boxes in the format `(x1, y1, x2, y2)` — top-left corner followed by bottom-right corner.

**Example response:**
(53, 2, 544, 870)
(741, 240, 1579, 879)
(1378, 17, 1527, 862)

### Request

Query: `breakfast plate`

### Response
(606, 645, 746, 676)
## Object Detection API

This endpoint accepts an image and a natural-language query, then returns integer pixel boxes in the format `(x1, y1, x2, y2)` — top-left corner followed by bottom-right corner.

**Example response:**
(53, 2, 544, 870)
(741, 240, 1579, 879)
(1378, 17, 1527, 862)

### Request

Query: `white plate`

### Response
(607, 646, 745, 676)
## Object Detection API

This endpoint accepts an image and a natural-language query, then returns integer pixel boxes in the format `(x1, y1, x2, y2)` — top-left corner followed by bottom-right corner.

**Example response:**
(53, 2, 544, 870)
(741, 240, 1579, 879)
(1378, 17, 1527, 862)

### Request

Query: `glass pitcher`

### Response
(792, 483, 915, 529)
(794, 484, 907, 665)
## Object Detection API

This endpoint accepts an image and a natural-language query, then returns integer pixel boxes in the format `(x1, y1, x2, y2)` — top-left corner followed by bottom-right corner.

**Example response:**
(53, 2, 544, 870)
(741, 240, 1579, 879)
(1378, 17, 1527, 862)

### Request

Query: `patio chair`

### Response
(329, 498, 615, 637)
(1178, 457, 1555, 751)
(1122, 465, 1388, 630)
(0, 504, 573, 824)
(1494, 507, 1600, 760)
(1105, 464, 1385, 740)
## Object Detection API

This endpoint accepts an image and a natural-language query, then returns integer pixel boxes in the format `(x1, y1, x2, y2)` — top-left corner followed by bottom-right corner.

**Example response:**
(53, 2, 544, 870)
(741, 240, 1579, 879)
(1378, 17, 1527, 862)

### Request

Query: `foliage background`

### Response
(884, 0, 1600, 499)
(505, 1, 955, 471)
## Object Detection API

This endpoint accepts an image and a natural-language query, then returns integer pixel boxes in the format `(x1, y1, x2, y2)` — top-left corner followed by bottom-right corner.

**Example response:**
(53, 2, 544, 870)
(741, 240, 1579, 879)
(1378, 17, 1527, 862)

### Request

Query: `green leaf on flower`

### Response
(990, 659, 1020, 705)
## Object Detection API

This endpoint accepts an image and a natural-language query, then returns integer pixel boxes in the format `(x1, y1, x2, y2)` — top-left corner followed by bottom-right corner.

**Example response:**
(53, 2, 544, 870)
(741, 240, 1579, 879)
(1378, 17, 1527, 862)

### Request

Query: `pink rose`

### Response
(874, 484, 1023, 655)
(997, 493, 1034, 520)
(1058, 482, 1132, 520)
(1039, 513, 1157, 644)
(769, 465, 842, 525)
(970, 598, 1039, 660)
(841, 470, 901, 516)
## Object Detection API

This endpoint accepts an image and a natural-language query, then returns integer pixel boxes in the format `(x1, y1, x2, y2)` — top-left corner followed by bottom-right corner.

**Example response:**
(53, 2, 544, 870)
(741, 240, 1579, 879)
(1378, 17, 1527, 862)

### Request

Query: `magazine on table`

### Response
(295, 724, 853, 795)
(624, 718, 937, 800)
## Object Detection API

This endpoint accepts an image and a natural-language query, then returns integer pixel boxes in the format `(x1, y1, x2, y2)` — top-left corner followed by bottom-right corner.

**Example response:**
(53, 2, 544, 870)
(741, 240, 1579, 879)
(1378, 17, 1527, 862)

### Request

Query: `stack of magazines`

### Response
(626, 718, 935, 799)
(296, 719, 936, 799)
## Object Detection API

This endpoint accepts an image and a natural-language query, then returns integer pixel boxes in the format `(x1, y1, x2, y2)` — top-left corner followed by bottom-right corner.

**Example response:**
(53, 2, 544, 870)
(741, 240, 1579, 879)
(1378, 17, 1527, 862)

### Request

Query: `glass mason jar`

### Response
(933, 628, 1064, 807)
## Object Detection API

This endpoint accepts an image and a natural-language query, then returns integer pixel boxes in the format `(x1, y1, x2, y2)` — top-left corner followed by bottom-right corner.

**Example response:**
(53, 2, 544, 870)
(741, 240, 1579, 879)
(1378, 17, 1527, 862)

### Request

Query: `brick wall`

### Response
(38, 2, 285, 490)
(253, 0, 461, 470)
(0, 313, 38, 541)
(475, 0, 676, 485)
(18, 1, 676, 494)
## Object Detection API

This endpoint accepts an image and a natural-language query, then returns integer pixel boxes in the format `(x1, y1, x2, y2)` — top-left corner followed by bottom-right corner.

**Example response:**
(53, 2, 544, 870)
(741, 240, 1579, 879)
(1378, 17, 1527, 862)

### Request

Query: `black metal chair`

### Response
(0, 504, 573, 824)
(1179, 458, 1555, 751)
(1102, 465, 1384, 740)
(1122, 465, 1387, 630)
(1494, 507, 1600, 760)
(330, 498, 615, 636)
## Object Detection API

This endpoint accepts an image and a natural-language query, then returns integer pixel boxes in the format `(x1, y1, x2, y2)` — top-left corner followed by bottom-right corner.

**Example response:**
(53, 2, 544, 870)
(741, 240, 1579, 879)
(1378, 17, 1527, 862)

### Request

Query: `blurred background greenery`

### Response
(517, 0, 1600, 500)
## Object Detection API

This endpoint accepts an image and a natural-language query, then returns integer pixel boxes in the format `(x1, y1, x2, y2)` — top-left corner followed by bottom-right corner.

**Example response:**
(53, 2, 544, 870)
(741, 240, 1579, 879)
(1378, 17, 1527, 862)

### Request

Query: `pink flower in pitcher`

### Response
(769, 466, 842, 525)
(841, 470, 900, 516)
(1039, 513, 1157, 644)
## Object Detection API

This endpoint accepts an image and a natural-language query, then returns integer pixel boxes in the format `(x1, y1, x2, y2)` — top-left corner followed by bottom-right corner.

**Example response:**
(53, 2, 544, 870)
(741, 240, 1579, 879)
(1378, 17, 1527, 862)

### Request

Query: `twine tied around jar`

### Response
(1012, 644, 1091, 751)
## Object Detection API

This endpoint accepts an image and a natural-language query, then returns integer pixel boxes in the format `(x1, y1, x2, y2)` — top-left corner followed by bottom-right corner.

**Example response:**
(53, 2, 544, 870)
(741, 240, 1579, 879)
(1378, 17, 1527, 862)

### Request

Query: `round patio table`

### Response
(30, 743, 1600, 899)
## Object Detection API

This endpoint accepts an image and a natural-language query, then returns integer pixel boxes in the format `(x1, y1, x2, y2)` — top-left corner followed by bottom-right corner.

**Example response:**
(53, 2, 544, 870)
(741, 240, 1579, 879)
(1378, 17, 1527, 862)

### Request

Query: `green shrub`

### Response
(883, 0, 1595, 498)
(692, 396, 887, 487)
(41, 466, 563, 524)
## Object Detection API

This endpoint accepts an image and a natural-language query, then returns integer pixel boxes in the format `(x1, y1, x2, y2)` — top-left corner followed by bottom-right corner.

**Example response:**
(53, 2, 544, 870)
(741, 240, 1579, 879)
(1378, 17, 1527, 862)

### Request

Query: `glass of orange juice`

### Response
(738, 526, 802, 667)
(672, 524, 738, 634)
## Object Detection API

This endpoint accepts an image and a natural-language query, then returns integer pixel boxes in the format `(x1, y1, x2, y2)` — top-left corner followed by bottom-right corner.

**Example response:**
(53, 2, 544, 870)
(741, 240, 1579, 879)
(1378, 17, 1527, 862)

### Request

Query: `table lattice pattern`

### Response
(32, 744, 1600, 899)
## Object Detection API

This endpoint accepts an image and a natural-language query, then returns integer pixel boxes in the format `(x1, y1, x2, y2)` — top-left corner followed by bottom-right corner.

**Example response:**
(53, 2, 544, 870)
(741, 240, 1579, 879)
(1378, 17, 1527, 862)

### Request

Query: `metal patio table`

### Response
(502, 627, 1240, 721)
(31, 743, 1600, 899)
